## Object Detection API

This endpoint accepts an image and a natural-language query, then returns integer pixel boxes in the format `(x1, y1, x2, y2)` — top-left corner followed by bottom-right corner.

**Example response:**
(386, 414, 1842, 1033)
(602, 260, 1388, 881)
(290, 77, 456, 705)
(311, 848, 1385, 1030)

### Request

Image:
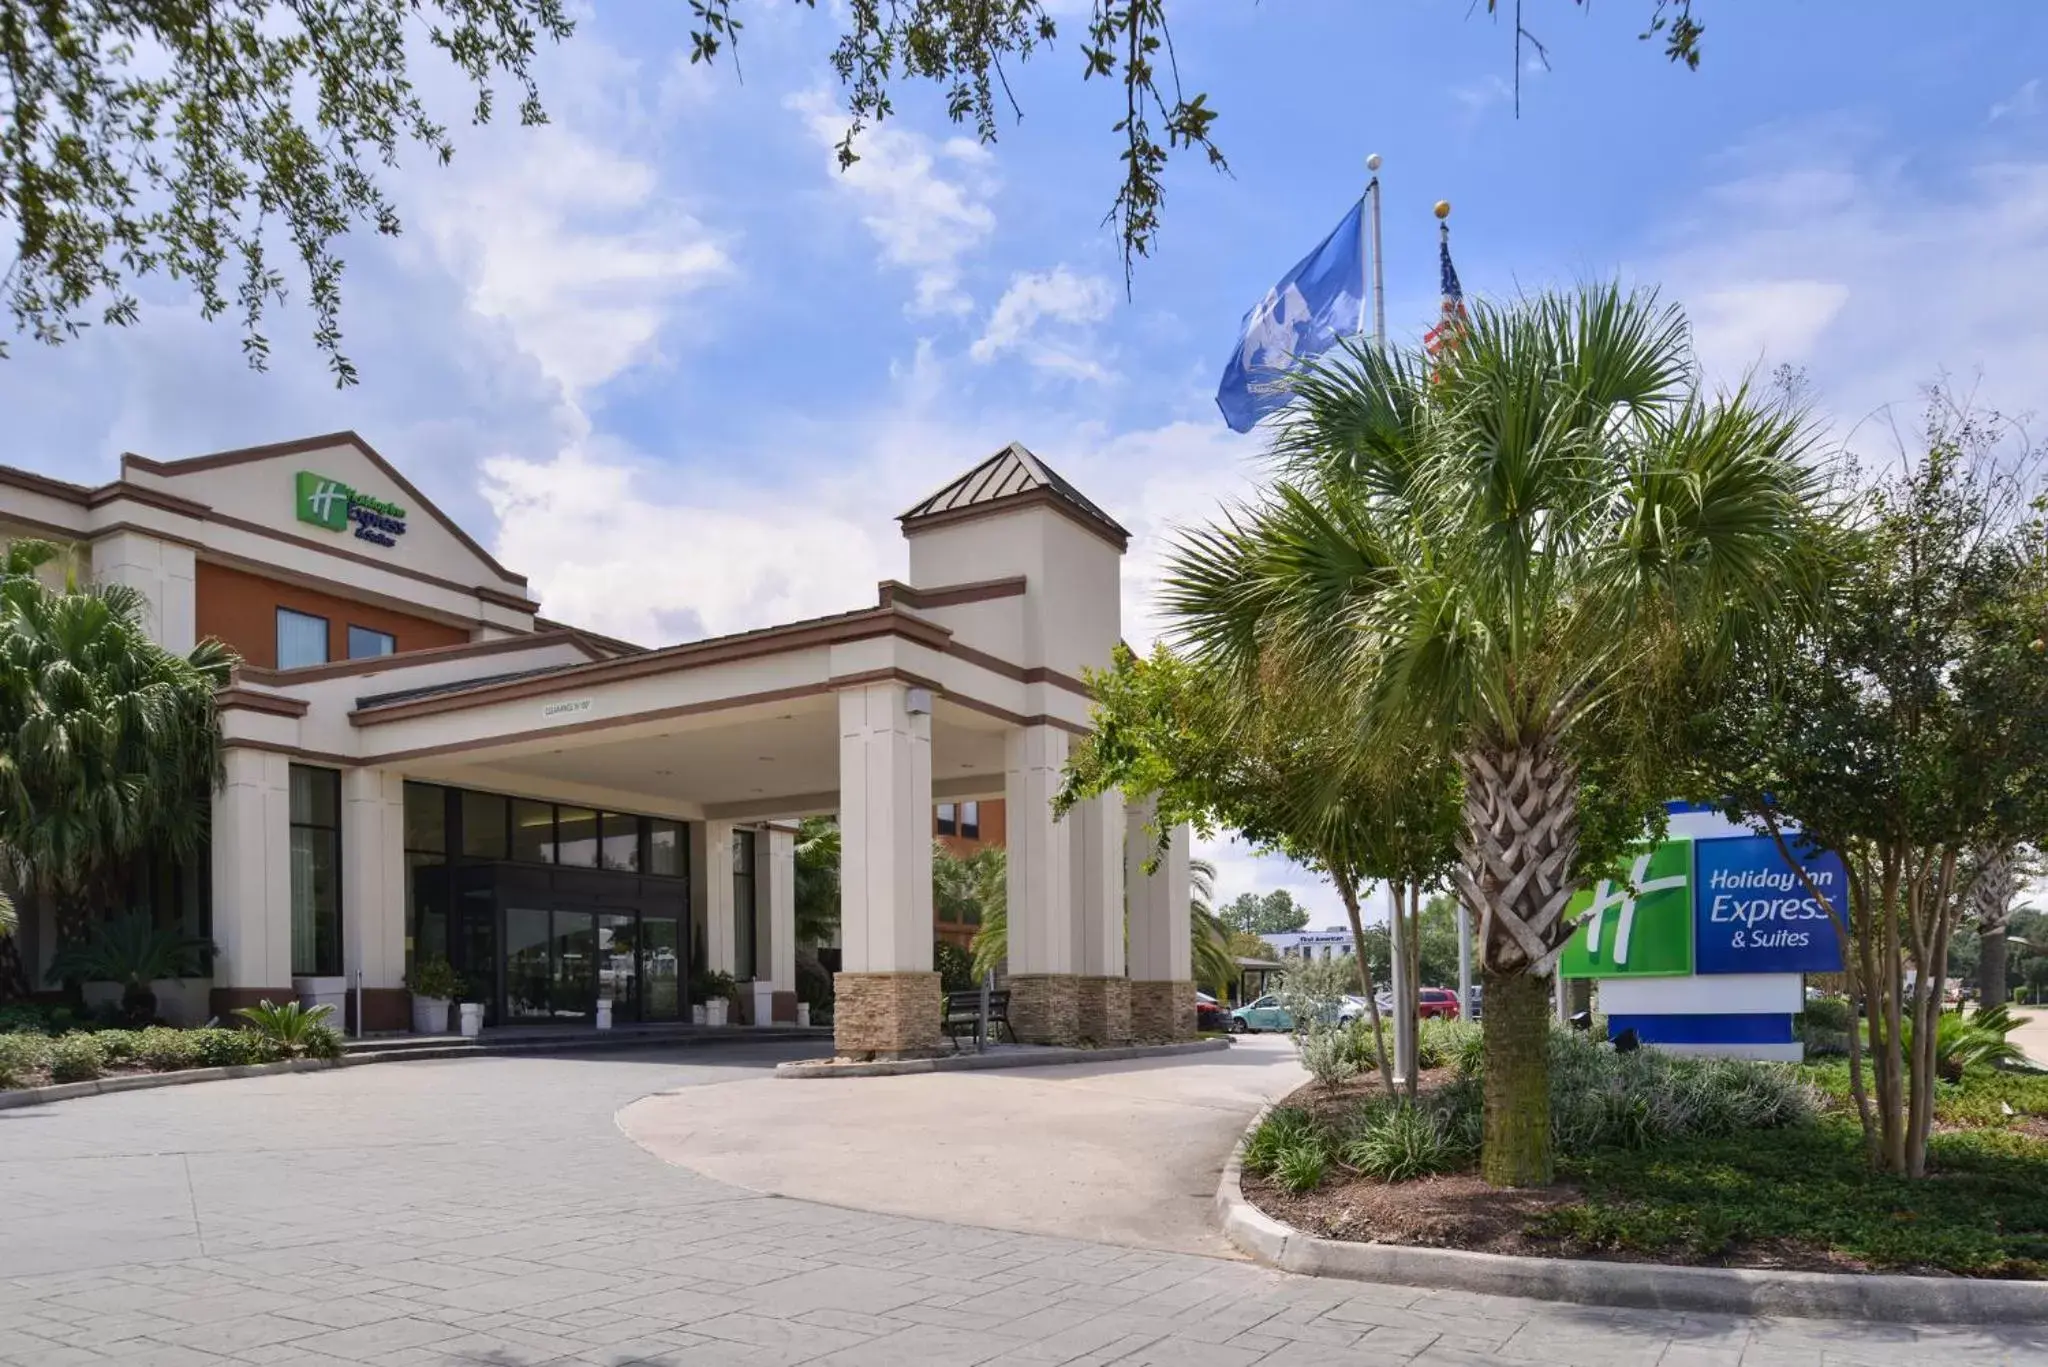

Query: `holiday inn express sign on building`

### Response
(295, 470, 409, 548)
(1560, 832, 1848, 980)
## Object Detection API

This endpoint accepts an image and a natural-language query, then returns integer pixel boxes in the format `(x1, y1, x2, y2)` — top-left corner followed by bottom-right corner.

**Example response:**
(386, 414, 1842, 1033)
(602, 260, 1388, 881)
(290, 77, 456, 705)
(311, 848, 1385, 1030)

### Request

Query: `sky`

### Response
(5, 1, 2047, 927)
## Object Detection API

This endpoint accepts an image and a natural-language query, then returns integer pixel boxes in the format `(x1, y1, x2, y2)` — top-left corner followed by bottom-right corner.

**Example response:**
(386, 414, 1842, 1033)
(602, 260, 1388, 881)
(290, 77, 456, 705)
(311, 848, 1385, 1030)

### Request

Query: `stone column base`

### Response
(1006, 974, 1081, 1046)
(1130, 979, 1196, 1041)
(834, 972, 942, 1059)
(1075, 976, 1132, 1046)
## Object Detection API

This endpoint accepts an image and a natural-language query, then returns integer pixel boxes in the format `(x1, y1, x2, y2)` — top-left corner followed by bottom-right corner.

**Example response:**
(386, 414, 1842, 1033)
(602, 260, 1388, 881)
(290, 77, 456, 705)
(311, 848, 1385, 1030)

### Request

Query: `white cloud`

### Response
(971, 266, 1117, 380)
(1654, 145, 2048, 426)
(786, 90, 999, 315)
(410, 124, 731, 404)
(481, 441, 897, 645)
(1990, 77, 2041, 123)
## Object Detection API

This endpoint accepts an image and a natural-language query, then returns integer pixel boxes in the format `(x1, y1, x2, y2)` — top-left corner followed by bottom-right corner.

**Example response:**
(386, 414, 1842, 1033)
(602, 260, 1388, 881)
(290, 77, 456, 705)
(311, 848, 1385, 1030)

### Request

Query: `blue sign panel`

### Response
(1692, 836, 1847, 975)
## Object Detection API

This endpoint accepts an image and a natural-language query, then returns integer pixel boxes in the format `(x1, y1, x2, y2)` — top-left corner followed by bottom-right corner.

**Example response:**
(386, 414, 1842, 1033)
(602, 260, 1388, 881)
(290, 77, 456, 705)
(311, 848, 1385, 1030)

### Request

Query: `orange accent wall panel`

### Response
(935, 798, 1008, 857)
(195, 560, 468, 669)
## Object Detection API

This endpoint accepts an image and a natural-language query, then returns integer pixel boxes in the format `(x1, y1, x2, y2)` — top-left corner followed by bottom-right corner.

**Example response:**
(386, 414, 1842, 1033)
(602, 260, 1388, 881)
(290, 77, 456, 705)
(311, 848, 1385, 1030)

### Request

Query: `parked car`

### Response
(1370, 988, 1462, 1020)
(1230, 994, 1291, 1033)
(1195, 991, 1227, 1033)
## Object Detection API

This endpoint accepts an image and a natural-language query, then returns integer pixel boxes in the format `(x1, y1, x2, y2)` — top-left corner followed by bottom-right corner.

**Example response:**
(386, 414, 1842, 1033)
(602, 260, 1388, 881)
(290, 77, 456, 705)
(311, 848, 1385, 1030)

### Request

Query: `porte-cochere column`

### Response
(1126, 796, 1196, 1040)
(833, 680, 940, 1058)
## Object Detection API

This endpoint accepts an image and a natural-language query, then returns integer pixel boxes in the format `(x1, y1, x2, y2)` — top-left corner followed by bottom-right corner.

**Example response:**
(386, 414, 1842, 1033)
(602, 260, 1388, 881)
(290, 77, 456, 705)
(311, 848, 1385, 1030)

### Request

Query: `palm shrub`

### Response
(1166, 287, 1828, 1185)
(1905, 1005, 2025, 1083)
(232, 1000, 341, 1059)
(0, 541, 232, 976)
(45, 913, 214, 1025)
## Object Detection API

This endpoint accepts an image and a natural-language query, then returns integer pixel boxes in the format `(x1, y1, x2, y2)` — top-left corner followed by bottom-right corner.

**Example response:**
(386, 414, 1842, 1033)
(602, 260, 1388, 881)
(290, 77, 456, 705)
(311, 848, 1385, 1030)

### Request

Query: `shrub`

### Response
(1800, 995, 1854, 1033)
(1342, 1099, 1470, 1181)
(1297, 1017, 1382, 1086)
(933, 939, 977, 994)
(1276, 955, 1361, 1030)
(231, 1001, 336, 1059)
(1241, 1106, 1319, 1178)
(1417, 1017, 1483, 1073)
(48, 1033, 107, 1083)
(0, 1032, 51, 1086)
(94, 1030, 139, 1063)
(0, 1003, 71, 1035)
(1274, 1140, 1330, 1193)
(132, 1026, 202, 1071)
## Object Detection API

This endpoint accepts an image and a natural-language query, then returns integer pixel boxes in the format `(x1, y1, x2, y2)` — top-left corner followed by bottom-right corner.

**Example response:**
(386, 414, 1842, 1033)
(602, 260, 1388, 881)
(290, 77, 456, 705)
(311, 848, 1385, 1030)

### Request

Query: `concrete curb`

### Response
(341, 1027, 833, 1067)
(0, 1057, 338, 1111)
(1213, 1104, 2048, 1325)
(775, 1037, 1229, 1078)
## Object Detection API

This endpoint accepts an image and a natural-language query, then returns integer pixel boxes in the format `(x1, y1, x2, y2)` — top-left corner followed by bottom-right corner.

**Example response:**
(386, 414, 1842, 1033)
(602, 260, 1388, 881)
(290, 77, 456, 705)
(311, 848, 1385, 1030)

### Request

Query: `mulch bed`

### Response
(1242, 1077, 1881, 1274)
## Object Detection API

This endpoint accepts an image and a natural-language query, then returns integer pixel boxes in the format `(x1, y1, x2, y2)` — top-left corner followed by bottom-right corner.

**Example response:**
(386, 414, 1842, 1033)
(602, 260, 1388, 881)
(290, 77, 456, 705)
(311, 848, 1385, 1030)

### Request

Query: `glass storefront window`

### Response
(288, 765, 342, 976)
(404, 782, 446, 853)
(406, 852, 448, 968)
(556, 807, 599, 868)
(649, 820, 684, 877)
(599, 814, 639, 872)
(511, 799, 554, 863)
(461, 791, 508, 859)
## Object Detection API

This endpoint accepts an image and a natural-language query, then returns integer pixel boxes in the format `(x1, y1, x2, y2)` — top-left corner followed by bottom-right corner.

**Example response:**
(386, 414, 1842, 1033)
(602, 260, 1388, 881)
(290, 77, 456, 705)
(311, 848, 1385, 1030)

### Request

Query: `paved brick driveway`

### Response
(0, 1043, 2040, 1366)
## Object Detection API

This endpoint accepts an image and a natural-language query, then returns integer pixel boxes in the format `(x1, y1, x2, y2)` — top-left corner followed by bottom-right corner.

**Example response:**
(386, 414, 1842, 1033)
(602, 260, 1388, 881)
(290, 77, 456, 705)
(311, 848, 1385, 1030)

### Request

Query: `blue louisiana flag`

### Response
(1215, 198, 1367, 433)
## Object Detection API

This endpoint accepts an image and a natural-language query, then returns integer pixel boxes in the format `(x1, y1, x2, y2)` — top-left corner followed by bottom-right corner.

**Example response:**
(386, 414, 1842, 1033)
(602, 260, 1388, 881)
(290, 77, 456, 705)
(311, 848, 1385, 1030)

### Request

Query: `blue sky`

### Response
(5, 1, 2046, 924)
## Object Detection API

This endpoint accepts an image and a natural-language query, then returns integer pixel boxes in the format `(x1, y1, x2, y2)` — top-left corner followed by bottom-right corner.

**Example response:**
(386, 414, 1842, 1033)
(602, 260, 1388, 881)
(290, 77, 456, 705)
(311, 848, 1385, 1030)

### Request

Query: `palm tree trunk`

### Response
(1981, 927, 2010, 1011)
(1481, 967, 1552, 1186)
(1453, 734, 1578, 1189)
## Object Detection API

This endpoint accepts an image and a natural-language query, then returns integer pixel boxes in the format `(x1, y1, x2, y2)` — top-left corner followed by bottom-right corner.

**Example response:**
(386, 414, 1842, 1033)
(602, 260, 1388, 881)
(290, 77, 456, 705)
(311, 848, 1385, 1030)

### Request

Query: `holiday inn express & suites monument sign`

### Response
(1559, 805, 1847, 1060)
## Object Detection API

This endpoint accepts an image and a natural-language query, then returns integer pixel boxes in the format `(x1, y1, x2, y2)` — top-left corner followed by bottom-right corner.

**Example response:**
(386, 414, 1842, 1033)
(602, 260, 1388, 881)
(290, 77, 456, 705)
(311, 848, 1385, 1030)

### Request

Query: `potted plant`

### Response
(690, 969, 739, 1026)
(46, 912, 213, 1027)
(404, 956, 462, 1034)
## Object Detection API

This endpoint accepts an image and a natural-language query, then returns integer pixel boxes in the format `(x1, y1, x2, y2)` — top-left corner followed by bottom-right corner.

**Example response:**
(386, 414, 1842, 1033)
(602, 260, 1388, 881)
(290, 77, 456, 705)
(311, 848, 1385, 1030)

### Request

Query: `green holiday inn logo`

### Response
(295, 471, 408, 548)
(1558, 837, 1694, 979)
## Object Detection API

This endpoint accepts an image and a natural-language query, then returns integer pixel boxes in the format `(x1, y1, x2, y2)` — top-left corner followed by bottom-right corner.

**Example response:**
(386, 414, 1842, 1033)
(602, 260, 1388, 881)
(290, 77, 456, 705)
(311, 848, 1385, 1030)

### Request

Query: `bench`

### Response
(943, 988, 1013, 1050)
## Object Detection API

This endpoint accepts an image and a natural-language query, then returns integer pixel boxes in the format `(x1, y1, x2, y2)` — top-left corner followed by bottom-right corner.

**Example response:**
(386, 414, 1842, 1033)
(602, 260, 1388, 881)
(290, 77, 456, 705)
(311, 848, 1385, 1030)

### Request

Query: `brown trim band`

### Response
(349, 607, 954, 726)
(84, 481, 210, 519)
(216, 687, 310, 718)
(125, 430, 530, 588)
(876, 575, 1027, 610)
(901, 487, 1129, 553)
(221, 737, 357, 766)
(941, 640, 1092, 698)
(234, 630, 600, 687)
(940, 690, 1090, 736)
(201, 507, 540, 615)
(0, 463, 93, 505)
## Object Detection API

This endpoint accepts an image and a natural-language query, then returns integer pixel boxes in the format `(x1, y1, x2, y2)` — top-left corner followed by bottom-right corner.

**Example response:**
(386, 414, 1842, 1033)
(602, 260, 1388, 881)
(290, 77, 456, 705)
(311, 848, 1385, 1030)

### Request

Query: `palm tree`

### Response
(793, 817, 842, 946)
(46, 912, 214, 1024)
(1187, 858, 1238, 1000)
(1167, 287, 1825, 1185)
(0, 540, 232, 962)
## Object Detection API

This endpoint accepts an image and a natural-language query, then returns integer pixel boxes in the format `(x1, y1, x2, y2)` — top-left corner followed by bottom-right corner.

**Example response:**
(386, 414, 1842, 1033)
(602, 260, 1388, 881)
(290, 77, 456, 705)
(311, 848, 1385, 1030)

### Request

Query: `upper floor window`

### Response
(936, 803, 957, 837)
(347, 624, 396, 659)
(276, 608, 329, 668)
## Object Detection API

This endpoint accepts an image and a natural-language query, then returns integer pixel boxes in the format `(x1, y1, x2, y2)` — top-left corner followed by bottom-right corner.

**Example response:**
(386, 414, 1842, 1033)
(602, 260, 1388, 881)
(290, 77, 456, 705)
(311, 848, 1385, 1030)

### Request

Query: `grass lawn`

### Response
(1542, 1118, 2048, 1276)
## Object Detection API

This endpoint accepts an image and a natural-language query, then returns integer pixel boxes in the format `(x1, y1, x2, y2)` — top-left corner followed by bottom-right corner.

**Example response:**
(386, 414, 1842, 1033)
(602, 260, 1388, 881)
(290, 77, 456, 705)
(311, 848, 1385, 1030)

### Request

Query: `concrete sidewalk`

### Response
(2013, 1009, 2048, 1069)
(620, 1033, 1308, 1257)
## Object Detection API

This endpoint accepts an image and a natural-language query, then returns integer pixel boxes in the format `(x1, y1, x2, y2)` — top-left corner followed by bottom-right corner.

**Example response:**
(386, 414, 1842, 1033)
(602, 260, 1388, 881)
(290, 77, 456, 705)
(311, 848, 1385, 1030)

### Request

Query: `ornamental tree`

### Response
(1697, 396, 2048, 1177)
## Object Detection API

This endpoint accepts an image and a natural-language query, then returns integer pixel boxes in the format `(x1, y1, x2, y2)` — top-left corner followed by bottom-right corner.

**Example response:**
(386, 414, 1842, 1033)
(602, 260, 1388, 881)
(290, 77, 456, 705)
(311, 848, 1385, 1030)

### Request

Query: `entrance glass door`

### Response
(550, 910, 597, 1020)
(506, 907, 551, 1020)
(596, 912, 639, 1021)
(641, 917, 681, 1020)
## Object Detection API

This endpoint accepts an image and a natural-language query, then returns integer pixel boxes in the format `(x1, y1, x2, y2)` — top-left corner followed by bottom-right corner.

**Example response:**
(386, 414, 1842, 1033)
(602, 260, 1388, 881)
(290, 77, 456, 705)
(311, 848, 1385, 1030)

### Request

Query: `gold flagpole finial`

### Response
(1433, 200, 1451, 220)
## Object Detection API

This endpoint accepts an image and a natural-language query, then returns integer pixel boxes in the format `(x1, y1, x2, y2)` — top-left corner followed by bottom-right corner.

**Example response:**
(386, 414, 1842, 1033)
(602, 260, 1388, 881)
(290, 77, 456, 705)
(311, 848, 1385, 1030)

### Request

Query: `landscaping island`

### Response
(1237, 1018, 2048, 1279)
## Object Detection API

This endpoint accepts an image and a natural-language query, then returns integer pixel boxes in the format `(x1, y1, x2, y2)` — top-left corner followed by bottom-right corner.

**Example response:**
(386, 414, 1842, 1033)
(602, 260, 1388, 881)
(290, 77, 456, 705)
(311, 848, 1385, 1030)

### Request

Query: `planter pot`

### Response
(458, 1002, 484, 1038)
(293, 976, 348, 1026)
(411, 995, 451, 1035)
(750, 980, 776, 1028)
(796, 1003, 811, 1028)
(595, 999, 614, 1031)
(691, 1004, 707, 1026)
(706, 998, 728, 1027)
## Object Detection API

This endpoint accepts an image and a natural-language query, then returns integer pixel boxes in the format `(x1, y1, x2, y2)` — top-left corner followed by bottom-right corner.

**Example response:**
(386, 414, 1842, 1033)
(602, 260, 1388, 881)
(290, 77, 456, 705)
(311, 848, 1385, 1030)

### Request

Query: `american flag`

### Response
(1422, 229, 1467, 360)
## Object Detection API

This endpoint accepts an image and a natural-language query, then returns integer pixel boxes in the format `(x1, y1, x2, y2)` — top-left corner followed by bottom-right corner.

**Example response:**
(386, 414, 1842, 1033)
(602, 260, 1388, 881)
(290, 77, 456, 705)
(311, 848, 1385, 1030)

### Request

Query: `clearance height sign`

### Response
(1559, 835, 1847, 980)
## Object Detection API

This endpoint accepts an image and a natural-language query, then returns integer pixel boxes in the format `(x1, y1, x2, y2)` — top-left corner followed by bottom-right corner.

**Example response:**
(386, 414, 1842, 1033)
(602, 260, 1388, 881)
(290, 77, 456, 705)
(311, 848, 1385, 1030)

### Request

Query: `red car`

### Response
(1418, 988, 1461, 1020)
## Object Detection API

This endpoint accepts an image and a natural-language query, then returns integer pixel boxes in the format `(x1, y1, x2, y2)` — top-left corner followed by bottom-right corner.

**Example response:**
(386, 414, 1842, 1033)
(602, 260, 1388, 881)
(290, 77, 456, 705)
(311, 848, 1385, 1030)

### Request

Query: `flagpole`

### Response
(1365, 153, 1386, 348)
